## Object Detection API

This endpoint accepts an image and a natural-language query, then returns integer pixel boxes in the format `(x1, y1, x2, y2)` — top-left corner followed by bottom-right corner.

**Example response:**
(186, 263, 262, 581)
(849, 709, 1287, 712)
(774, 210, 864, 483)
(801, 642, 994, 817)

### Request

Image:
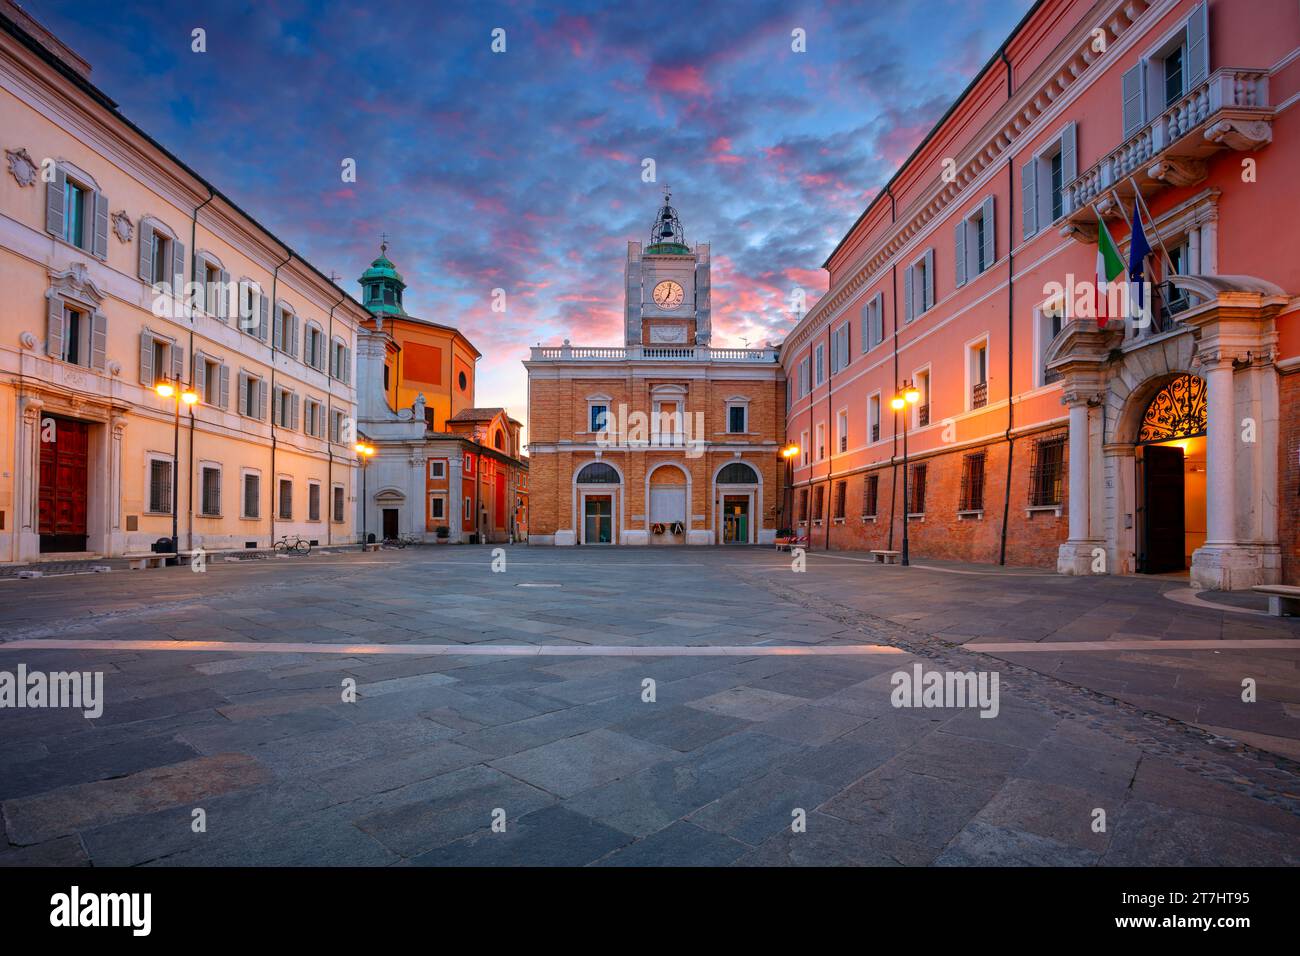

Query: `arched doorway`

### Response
(575, 461, 620, 544)
(646, 463, 688, 545)
(1135, 374, 1207, 574)
(714, 461, 760, 545)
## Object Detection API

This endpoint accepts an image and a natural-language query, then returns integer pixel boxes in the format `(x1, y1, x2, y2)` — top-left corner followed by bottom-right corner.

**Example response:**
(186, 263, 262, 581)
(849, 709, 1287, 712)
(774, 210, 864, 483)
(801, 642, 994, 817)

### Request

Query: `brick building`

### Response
(524, 193, 785, 546)
(783, 0, 1298, 588)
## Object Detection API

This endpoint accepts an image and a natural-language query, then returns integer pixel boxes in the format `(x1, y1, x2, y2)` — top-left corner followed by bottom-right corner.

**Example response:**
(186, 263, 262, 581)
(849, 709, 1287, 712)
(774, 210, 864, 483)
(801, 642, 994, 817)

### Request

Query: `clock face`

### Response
(652, 280, 685, 310)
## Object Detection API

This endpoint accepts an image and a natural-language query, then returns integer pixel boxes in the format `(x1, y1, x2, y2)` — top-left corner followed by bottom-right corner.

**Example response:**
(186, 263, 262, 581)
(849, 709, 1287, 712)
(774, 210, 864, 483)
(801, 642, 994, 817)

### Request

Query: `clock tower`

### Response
(624, 191, 711, 347)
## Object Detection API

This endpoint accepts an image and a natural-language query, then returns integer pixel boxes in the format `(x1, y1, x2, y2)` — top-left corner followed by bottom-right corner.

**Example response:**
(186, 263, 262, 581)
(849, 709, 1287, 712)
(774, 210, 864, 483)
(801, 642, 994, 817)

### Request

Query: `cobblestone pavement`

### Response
(0, 546, 1297, 867)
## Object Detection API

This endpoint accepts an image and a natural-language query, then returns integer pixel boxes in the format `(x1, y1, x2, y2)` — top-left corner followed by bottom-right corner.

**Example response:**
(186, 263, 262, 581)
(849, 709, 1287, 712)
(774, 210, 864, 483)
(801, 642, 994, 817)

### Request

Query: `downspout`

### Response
(186, 187, 215, 554)
(998, 48, 1016, 566)
(824, 323, 833, 550)
(268, 250, 293, 547)
(887, 185, 900, 552)
(324, 286, 347, 546)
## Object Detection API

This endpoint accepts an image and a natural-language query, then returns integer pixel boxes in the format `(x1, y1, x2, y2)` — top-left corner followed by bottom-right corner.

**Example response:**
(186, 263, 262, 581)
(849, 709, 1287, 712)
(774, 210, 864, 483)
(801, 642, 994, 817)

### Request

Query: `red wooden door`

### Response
(38, 416, 89, 550)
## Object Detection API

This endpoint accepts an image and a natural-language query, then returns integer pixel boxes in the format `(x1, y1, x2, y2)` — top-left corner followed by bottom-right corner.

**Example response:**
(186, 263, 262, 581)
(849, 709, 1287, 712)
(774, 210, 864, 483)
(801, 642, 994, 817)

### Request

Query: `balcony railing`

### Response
(529, 344, 780, 363)
(1064, 68, 1271, 227)
(918, 404, 930, 428)
(972, 381, 987, 409)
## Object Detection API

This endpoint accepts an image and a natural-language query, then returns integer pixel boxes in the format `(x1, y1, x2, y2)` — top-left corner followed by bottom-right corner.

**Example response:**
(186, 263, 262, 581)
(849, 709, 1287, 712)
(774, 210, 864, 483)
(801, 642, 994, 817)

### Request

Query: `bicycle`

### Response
(381, 533, 418, 549)
(273, 534, 312, 556)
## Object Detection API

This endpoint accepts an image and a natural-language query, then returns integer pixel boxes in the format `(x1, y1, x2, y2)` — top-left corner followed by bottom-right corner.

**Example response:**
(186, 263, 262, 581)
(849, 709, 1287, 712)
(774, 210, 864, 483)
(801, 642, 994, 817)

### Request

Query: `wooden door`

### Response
(38, 416, 90, 552)
(1138, 445, 1185, 573)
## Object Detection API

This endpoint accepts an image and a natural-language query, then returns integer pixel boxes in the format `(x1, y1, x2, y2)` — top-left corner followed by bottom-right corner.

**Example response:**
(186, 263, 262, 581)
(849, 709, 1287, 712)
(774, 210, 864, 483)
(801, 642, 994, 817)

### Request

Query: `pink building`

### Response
(783, 0, 1299, 588)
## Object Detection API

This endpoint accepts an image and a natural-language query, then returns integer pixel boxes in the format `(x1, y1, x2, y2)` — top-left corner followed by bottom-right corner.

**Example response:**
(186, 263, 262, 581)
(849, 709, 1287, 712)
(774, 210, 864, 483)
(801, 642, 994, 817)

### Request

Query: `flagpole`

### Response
(1125, 177, 1177, 276)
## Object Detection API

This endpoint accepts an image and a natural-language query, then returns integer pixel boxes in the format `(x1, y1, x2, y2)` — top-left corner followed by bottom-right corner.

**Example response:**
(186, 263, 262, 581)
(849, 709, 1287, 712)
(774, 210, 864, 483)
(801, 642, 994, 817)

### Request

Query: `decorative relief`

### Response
(1147, 158, 1207, 187)
(18, 331, 37, 350)
(648, 324, 688, 344)
(1137, 374, 1207, 444)
(5, 147, 37, 187)
(111, 210, 134, 243)
(1204, 118, 1272, 152)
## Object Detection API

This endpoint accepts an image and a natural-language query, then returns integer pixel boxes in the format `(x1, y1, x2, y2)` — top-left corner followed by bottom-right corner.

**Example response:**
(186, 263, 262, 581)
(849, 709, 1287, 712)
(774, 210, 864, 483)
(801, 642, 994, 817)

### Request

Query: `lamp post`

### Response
(890, 381, 921, 567)
(780, 443, 799, 532)
(354, 441, 376, 543)
(155, 378, 199, 561)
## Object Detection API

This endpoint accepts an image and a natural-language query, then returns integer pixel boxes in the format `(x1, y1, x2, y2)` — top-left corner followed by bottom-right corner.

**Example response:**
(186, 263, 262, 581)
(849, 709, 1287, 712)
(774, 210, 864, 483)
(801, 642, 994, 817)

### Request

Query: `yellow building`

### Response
(0, 2, 368, 562)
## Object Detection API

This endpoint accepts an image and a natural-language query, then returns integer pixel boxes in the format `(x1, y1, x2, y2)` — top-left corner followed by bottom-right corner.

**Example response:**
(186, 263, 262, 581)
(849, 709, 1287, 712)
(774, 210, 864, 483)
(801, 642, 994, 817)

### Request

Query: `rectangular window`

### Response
(63, 305, 86, 366)
(332, 485, 345, 523)
(1050, 151, 1064, 222)
(814, 345, 825, 386)
(243, 473, 260, 519)
(815, 423, 826, 461)
(429, 495, 446, 520)
(798, 488, 809, 522)
(464, 496, 473, 521)
(915, 369, 931, 428)
(799, 357, 810, 397)
(833, 480, 846, 520)
(862, 294, 884, 352)
(590, 404, 608, 432)
(868, 394, 881, 443)
(813, 485, 825, 522)
(463, 454, 475, 476)
(837, 410, 848, 453)
(200, 466, 221, 516)
(64, 179, 87, 250)
(278, 479, 293, 520)
(728, 405, 746, 434)
(150, 231, 171, 285)
(830, 323, 850, 373)
(148, 459, 173, 514)
(908, 463, 928, 515)
(1164, 44, 1184, 107)
(800, 430, 809, 467)
(959, 452, 986, 512)
(308, 483, 321, 522)
(1030, 435, 1068, 506)
(970, 342, 988, 409)
(863, 473, 879, 518)
(429, 459, 446, 479)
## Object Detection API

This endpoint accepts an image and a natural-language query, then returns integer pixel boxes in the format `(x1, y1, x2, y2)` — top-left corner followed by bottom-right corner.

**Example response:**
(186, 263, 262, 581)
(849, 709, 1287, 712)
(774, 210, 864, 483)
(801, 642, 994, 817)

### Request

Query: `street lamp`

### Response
(890, 381, 920, 566)
(354, 441, 376, 543)
(780, 443, 799, 534)
(155, 377, 199, 561)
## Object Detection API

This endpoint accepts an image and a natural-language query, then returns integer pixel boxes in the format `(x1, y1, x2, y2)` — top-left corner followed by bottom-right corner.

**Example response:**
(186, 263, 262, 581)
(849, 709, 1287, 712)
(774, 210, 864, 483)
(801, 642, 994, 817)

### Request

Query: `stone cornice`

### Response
(785, 0, 1169, 360)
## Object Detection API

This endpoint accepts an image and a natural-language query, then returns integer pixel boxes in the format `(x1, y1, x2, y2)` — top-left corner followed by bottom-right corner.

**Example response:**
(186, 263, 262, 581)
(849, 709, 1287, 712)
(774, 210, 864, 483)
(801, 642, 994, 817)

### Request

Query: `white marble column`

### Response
(1067, 401, 1090, 543)
(1203, 358, 1236, 547)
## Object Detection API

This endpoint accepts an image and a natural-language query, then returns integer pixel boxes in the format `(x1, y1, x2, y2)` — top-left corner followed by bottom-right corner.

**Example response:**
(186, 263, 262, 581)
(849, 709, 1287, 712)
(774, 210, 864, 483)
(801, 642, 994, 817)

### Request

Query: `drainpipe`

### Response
(268, 250, 293, 548)
(824, 322, 833, 550)
(998, 48, 1016, 566)
(324, 286, 347, 546)
(186, 188, 215, 554)
(887, 185, 900, 552)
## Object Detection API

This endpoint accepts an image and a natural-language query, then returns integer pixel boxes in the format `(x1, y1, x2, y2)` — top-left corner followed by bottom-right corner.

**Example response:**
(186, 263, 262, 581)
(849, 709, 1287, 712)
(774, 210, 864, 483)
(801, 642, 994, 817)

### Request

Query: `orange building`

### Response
(353, 246, 527, 543)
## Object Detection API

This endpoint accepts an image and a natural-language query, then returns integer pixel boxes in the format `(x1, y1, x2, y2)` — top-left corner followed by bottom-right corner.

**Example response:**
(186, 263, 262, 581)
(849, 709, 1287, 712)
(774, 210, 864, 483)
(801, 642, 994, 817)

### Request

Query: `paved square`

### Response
(1, 546, 1298, 866)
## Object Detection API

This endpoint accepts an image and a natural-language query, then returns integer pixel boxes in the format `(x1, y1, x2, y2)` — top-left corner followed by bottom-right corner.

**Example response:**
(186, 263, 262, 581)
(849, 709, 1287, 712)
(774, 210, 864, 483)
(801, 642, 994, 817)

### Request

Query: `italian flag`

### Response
(1095, 213, 1126, 328)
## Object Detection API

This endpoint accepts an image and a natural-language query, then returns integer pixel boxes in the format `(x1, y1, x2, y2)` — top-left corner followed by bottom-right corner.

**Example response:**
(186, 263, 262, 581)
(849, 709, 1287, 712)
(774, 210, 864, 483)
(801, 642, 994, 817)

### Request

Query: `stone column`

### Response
(1057, 390, 1106, 575)
(1202, 357, 1236, 548)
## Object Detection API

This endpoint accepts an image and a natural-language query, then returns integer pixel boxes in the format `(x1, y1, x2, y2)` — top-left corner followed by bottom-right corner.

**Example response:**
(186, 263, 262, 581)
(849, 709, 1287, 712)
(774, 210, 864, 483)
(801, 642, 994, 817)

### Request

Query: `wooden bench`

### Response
(124, 552, 169, 570)
(869, 549, 902, 565)
(1252, 585, 1300, 617)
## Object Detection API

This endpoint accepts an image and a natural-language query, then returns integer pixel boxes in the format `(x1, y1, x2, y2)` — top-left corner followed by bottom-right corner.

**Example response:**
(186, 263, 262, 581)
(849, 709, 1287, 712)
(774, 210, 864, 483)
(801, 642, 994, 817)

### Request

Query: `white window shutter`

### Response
(47, 295, 64, 359)
(1122, 63, 1146, 138)
(829, 329, 838, 373)
(90, 312, 107, 371)
(981, 196, 995, 267)
(219, 364, 229, 409)
(1186, 1, 1208, 86)
(258, 295, 269, 341)
(955, 220, 967, 288)
(290, 315, 300, 358)
(139, 330, 154, 385)
(92, 192, 109, 259)
(272, 309, 283, 350)
(923, 249, 935, 310)
(343, 347, 351, 384)
(1021, 160, 1038, 240)
(872, 293, 884, 347)
(904, 265, 914, 322)
(237, 373, 248, 416)
(291, 394, 300, 431)
(45, 165, 66, 237)
(171, 238, 185, 292)
(218, 270, 229, 320)
(257, 379, 268, 420)
(137, 221, 153, 281)
(170, 342, 184, 381)
(1061, 122, 1078, 191)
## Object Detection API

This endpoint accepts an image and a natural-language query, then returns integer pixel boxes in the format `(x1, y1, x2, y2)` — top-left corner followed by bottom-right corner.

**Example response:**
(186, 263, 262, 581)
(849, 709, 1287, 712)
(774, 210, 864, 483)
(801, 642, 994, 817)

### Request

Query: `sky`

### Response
(29, 0, 1034, 426)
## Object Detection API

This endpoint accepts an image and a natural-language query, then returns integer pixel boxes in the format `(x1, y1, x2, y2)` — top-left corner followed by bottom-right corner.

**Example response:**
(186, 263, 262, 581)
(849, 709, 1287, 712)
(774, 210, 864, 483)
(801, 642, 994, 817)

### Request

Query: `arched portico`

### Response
(645, 462, 690, 545)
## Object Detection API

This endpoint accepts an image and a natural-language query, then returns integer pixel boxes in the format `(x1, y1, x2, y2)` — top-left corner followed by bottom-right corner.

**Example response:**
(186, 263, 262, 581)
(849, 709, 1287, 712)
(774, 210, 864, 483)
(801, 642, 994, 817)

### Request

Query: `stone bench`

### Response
(1252, 585, 1300, 617)
(869, 550, 902, 565)
(124, 552, 169, 570)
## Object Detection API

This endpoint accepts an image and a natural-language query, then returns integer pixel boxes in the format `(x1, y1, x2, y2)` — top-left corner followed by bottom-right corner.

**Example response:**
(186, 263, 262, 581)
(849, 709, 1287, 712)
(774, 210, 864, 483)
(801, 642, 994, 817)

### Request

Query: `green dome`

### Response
(358, 243, 407, 317)
(360, 254, 404, 286)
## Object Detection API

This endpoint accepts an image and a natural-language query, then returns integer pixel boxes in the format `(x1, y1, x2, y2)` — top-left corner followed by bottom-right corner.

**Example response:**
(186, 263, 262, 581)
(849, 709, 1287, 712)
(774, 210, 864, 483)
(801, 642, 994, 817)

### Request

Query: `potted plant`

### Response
(435, 525, 450, 544)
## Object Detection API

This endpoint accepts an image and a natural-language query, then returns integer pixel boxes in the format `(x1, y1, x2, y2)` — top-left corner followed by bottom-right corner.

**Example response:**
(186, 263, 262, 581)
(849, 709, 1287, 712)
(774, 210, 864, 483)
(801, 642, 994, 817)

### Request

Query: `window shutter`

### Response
(45, 165, 66, 236)
(1021, 160, 1037, 240)
(904, 264, 914, 322)
(954, 220, 967, 288)
(171, 238, 185, 292)
(219, 364, 229, 409)
(258, 295, 269, 341)
(137, 221, 153, 281)
(47, 295, 64, 359)
(171, 342, 184, 381)
(217, 270, 230, 320)
(343, 347, 351, 384)
(237, 373, 249, 416)
(90, 311, 107, 371)
(193, 352, 204, 390)
(1186, 1, 1208, 87)
(1121, 62, 1146, 138)
(290, 315, 300, 358)
(291, 394, 300, 431)
(872, 293, 883, 347)
(257, 379, 268, 420)
(829, 328, 838, 374)
(92, 192, 109, 259)
(272, 309, 283, 350)
(139, 330, 154, 385)
(1060, 122, 1077, 191)
(923, 249, 935, 310)
(981, 196, 995, 267)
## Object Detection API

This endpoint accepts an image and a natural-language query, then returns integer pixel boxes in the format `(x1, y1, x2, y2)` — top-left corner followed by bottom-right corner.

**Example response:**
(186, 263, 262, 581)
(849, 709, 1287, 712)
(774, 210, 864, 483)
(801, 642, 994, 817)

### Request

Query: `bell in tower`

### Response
(647, 190, 688, 254)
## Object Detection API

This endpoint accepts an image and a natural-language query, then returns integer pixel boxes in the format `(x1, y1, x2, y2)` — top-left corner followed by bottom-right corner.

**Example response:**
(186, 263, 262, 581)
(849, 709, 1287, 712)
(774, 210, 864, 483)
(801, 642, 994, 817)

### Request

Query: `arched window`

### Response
(717, 462, 759, 484)
(494, 429, 505, 450)
(1138, 374, 1207, 443)
(577, 462, 620, 484)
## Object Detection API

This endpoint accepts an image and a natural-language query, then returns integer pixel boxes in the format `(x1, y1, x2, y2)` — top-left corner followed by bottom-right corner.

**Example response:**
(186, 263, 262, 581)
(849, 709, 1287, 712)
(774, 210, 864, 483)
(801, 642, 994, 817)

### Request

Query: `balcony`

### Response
(528, 344, 780, 363)
(972, 381, 987, 409)
(1062, 68, 1271, 241)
